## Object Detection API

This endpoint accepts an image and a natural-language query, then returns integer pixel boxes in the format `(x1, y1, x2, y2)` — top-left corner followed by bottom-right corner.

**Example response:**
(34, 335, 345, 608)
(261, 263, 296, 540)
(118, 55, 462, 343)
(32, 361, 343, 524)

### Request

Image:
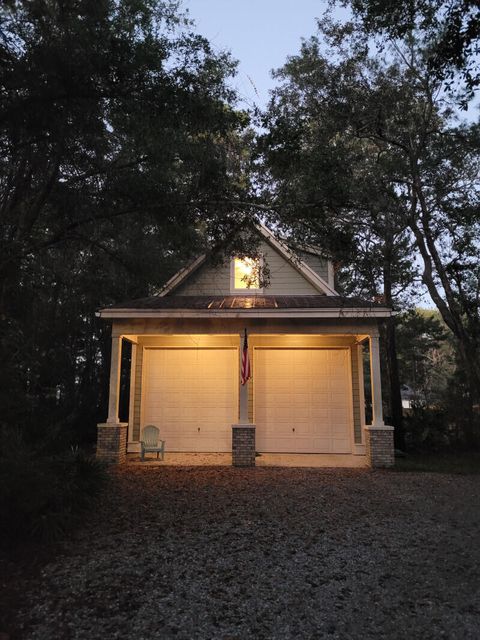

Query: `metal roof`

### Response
(105, 295, 389, 311)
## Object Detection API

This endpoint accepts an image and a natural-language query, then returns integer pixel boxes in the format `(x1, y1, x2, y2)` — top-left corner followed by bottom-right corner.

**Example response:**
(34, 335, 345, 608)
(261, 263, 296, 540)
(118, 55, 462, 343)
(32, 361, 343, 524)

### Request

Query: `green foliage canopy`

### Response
(259, 16, 480, 439)
(0, 0, 251, 292)
(0, 0, 252, 437)
(345, 0, 480, 105)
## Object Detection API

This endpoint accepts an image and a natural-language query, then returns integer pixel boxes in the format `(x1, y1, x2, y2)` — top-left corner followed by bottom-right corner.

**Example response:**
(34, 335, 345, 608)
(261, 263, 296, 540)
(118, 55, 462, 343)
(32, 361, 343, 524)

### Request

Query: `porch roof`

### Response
(98, 295, 393, 319)
(105, 294, 388, 310)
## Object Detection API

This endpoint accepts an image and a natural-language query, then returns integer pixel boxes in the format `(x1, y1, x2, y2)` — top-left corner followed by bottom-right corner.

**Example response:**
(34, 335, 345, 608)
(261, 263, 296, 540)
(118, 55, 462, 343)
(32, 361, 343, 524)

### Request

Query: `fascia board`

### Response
(98, 308, 393, 319)
(158, 254, 207, 297)
(256, 223, 339, 296)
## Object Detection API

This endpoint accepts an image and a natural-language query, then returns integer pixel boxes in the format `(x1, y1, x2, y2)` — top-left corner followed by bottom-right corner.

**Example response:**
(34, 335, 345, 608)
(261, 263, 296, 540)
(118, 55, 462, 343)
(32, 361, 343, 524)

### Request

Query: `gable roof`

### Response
(159, 222, 338, 297)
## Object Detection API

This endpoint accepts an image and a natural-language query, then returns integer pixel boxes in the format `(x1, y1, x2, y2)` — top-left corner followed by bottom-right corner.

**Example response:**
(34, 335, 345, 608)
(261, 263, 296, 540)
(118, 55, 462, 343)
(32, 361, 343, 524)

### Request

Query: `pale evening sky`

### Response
(183, 0, 348, 110)
(183, 1, 478, 122)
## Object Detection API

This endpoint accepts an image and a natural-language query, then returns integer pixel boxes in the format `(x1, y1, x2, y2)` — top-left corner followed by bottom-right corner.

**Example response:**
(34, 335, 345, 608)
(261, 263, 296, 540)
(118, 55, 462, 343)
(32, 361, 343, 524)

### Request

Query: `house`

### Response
(96, 224, 394, 467)
(401, 384, 415, 410)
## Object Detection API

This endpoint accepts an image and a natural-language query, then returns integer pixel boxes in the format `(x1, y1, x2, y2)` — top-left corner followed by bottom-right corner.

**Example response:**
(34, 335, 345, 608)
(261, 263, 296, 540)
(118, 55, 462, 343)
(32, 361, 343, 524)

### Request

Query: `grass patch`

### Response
(395, 452, 480, 474)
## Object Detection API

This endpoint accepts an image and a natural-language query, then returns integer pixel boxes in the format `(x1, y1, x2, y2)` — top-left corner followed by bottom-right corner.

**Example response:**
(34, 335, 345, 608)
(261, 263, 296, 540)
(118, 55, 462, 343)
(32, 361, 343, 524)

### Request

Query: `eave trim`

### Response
(98, 308, 393, 319)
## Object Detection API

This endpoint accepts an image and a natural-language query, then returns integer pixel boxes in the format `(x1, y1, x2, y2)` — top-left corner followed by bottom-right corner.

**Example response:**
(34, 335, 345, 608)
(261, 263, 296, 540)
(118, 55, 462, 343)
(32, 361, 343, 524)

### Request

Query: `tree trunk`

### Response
(409, 215, 480, 446)
(386, 316, 405, 450)
(455, 341, 480, 449)
(383, 239, 405, 450)
(410, 178, 480, 445)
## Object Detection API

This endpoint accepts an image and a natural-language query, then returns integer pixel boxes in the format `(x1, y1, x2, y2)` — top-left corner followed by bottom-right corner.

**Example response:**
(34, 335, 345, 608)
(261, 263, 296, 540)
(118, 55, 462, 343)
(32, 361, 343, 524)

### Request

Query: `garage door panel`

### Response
(332, 440, 351, 453)
(143, 349, 237, 452)
(331, 406, 350, 421)
(293, 425, 313, 438)
(168, 423, 197, 436)
(294, 394, 310, 410)
(293, 375, 309, 386)
(164, 391, 183, 405)
(273, 407, 293, 422)
(270, 368, 291, 379)
(312, 378, 329, 392)
(263, 393, 282, 408)
(205, 408, 232, 421)
(268, 423, 294, 437)
(257, 435, 293, 450)
(202, 396, 228, 409)
(161, 406, 182, 421)
(269, 394, 292, 409)
(255, 349, 353, 454)
(296, 438, 332, 453)
(180, 406, 200, 420)
(179, 395, 199, 409)
(269, 381, 292, 394)
(311, 406, 330, 420)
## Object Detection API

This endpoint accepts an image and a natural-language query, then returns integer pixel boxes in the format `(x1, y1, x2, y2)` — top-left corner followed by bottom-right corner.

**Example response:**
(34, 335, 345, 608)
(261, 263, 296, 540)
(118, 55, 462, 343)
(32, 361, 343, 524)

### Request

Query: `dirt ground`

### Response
(3, 466, 480, 639)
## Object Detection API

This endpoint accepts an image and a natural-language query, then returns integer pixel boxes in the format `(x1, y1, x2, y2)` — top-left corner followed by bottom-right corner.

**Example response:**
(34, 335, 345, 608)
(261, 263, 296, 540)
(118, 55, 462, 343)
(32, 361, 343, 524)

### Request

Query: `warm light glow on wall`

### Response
(234, 257, 260, 289)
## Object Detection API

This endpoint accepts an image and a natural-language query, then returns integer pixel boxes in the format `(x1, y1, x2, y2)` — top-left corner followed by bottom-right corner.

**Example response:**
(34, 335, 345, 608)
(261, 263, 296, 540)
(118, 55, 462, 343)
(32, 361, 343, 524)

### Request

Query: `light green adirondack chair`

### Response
(140, 425, 166, 461)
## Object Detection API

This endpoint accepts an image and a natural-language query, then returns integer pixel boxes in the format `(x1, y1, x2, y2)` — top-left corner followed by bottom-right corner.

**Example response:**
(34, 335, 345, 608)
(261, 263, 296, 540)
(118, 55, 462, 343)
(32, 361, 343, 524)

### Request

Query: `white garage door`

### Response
(142, 348, 237, 452)
(255, 349, 352, 453)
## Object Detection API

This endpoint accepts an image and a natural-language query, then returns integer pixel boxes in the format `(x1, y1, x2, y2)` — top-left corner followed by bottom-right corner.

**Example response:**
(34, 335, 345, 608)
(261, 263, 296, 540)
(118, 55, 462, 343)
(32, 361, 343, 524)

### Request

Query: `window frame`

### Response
(230, 255, 264, 294)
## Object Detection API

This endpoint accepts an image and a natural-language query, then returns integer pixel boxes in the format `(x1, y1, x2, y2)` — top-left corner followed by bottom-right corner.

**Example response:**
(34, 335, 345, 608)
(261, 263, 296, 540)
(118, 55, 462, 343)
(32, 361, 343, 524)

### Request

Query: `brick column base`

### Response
(232, 424, 256, 467)
(96, 422, 128, 464)
(365, 425, 395, 468)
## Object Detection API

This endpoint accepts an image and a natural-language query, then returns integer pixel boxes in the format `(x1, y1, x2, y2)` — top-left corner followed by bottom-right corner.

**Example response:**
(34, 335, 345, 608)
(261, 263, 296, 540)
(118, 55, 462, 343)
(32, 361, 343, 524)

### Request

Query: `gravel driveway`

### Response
(9, 467, 480, 639)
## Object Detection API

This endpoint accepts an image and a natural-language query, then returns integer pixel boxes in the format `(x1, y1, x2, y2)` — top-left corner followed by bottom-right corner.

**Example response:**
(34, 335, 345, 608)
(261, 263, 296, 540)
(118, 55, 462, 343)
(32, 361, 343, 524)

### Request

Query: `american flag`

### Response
(241, 329, 251, 385)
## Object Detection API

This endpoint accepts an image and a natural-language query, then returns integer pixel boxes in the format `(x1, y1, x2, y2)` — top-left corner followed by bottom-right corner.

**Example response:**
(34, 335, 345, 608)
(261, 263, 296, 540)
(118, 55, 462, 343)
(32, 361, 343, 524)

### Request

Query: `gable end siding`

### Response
(174, 240, 323, 296)
(298, 252, 329, 283)
(174, 262, 231, 296)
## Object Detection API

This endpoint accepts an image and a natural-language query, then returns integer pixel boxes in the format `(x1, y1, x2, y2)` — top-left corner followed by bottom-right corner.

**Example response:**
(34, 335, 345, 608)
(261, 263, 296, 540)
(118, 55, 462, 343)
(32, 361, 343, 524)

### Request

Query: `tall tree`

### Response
(259, 18, 480, 444)
(0, 0, 252, 437)
(0, 0, 250, 300)
(257, 31, 416, 447)
(345, 0, 480, 106)
(396, 309, 452, 408)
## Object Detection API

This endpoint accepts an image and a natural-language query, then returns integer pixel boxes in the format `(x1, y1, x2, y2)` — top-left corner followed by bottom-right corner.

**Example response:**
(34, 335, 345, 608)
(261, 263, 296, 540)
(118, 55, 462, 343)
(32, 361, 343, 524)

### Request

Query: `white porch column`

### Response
(239, 385, 249, 425)
(97, 333, 128, 463)
(369, 335, 384, 426)
(127, 342, 137, 444)
(364, 334, 394, 468)
(357, 343, 366, 435)
(232, 331, 256, 467)
(107, 335, 122, 423)
(352, 341, 367, 455)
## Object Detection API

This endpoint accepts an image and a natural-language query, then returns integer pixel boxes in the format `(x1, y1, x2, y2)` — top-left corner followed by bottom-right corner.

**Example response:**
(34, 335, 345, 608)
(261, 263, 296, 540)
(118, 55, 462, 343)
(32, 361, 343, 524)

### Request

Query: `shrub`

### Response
(403, 406, 451, 451)
(0, 427, 107, 545)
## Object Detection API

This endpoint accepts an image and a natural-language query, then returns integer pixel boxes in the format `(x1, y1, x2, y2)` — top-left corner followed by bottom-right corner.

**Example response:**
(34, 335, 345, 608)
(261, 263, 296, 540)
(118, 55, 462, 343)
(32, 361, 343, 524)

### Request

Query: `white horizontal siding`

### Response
(175, 240, 322, 296)
(298, 252, 329, 282)
(175, 263, 231, 295)
(262, 244, 320, 295)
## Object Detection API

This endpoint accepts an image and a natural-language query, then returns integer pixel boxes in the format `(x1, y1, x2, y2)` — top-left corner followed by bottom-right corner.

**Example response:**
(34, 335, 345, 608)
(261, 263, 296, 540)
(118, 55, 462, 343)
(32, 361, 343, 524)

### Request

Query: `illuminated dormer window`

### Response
(231, 256, 262, 292)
